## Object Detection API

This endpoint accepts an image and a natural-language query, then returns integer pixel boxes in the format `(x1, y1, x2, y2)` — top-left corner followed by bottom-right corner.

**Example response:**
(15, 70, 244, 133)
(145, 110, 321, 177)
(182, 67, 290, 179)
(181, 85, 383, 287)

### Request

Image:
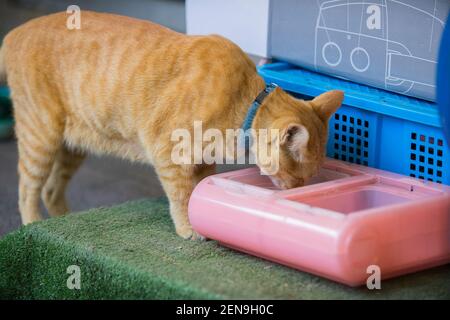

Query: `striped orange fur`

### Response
(0, 11, 343, 239)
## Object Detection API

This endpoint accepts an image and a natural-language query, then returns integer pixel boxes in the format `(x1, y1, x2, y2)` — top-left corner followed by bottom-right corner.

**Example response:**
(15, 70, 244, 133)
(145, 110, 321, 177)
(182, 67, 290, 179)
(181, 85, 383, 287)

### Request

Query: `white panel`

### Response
(186, 0, 270, 57)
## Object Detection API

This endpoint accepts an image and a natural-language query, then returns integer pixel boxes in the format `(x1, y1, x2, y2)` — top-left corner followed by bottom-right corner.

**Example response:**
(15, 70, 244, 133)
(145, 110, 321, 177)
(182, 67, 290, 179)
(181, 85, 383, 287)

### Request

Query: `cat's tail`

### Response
(0, 45, 6, 83)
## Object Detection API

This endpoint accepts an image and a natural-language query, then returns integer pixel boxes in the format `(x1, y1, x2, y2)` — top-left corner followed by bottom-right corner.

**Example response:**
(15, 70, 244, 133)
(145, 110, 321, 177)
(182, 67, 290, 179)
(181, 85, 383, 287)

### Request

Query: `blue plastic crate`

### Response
(0, 86, 13, 139)
(258, 62, 449, 185)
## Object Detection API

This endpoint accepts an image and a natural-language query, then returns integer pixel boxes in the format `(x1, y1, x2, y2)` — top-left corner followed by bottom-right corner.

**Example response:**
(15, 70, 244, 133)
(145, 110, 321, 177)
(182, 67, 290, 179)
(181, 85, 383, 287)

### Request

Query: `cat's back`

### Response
(3, 10, 254, 85)
(5, 10, 177, 42)
(3, 11, 181, 60)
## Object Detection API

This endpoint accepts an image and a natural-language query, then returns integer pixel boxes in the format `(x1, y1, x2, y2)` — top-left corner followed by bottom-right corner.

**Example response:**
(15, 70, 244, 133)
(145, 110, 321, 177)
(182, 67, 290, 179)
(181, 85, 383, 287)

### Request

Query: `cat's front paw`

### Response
(176, 225, 205, 241)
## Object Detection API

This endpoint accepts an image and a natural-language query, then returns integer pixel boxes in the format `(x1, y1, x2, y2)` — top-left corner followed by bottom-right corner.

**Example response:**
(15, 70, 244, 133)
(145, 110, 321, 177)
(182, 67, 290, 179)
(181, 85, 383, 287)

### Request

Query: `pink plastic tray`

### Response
(188, 159, 450, 286)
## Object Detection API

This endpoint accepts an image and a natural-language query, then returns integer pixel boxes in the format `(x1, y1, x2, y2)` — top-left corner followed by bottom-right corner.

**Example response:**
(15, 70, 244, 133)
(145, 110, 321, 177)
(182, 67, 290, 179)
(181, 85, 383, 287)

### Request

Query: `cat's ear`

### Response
(311, 90, 344, 122)
(281, 124, 309, 160)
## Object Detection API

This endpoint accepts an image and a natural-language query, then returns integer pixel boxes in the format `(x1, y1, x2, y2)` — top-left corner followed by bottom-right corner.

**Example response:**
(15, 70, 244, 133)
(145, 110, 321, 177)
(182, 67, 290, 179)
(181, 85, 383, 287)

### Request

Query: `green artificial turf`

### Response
(0, 198, 449, 299)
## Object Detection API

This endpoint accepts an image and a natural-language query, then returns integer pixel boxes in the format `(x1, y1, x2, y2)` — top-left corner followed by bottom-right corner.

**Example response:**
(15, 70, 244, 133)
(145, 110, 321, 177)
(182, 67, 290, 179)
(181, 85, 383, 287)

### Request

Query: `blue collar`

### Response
(240, 83, 278, 150)
(241, 83, 278, 132)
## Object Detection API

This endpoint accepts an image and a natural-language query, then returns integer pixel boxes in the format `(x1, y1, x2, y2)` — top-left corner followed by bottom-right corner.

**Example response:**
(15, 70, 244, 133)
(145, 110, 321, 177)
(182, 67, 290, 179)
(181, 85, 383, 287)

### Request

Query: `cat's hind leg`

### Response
(42, 145, 85, 217)
(15, 106, 64, 225)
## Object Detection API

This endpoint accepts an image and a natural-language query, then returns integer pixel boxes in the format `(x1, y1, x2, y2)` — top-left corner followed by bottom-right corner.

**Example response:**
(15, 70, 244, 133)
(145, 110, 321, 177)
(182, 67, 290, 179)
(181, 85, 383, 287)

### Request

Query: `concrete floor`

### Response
(0, 139, 168, 236)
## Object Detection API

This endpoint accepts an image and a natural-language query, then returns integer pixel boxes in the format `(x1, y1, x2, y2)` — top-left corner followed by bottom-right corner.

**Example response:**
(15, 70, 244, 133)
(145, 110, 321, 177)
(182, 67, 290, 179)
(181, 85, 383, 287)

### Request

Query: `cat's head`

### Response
(252, 89, 344, 189)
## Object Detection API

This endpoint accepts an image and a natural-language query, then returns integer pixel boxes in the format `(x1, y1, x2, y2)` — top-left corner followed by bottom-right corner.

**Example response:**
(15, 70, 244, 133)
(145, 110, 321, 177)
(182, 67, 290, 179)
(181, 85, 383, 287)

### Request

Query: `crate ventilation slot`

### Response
(331, 112, 369, 166)
(409, 132, 444, 184)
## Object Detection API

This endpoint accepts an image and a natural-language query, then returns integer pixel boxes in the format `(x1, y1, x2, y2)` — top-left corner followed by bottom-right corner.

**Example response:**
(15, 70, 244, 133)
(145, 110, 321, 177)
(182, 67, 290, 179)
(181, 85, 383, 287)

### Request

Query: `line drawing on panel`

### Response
(314, 0, 445, 95)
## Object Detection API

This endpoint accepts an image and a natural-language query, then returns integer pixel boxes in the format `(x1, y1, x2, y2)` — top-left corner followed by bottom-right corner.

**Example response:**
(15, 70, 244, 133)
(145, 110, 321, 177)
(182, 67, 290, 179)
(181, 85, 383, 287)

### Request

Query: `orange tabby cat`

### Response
(0, 11, 343, 239)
